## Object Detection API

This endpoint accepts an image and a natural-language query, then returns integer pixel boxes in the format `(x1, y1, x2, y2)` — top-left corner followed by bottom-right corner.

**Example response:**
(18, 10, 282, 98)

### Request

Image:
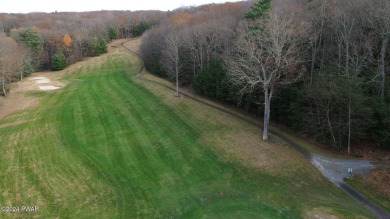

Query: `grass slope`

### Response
(345, 173, 390, 212)
(0, 50, 373, 218)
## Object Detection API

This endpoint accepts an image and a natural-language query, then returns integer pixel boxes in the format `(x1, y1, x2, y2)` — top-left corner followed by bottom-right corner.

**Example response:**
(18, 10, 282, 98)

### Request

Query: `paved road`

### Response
(311, 156, 390, 218)
(312, 155, 374, 183)
(121, 40, 390, 219)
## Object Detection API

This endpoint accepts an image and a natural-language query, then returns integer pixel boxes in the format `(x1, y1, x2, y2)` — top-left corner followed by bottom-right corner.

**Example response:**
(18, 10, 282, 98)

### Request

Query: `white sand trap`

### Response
(35, 79, 51, 84)
(31, 77, 48, 80)
(31, 77, 51, 84)
(31, 76, 62, 91)
(39, 85, 60, 91)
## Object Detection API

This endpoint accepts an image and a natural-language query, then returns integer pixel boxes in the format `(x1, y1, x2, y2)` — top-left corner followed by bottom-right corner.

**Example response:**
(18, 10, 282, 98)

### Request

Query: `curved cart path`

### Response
(122, 39, 390, 219)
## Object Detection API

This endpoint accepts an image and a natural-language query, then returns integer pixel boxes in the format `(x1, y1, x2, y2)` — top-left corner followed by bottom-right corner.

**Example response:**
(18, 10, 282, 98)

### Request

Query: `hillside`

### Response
(0, 40, 376, 218)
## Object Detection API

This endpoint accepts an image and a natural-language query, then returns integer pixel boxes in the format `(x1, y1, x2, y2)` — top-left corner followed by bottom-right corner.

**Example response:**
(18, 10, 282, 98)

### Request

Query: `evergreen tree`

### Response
(245, 0, 272, 19)
(22, 61, 33, 77)
(17, 27, 43, 69)
(108, 27, 118, 41)
(51, 51, 67, 71)
(192, 59, 231, 101)
(131, 21, 151, 37)
(90, 36, 107, 56)
(98, 36, 108, 53)
(18, 27, 42, 54)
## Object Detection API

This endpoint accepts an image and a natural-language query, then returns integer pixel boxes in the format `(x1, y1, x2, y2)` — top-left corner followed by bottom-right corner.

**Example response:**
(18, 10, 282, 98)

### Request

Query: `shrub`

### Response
(51, 51, 67, 71)
(90, 36, 107, 56)
(17, 27, 42, 54)
(108, 27, 118, 41)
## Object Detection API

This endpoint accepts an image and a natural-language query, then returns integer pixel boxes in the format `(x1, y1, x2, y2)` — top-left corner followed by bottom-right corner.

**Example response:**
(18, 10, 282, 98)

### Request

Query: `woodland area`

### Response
(0, 10, 165, 95)
(140, 0, 390, 152)
(1, 0, 389, 153)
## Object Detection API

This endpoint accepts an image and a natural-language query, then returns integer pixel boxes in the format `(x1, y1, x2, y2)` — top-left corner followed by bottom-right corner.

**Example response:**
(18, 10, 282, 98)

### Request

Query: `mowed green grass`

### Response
(0, 51, 373, 218)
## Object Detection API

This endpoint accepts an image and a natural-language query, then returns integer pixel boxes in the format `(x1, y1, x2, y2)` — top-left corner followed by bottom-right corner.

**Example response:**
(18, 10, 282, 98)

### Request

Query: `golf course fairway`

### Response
(0, 48, 374, 218)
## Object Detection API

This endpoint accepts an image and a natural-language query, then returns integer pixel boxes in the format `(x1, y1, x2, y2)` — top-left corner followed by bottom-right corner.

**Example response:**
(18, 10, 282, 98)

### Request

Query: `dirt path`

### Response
(122, 39, 390, 219)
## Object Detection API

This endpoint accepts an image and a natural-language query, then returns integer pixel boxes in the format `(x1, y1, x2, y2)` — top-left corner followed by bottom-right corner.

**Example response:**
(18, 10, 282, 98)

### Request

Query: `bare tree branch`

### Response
(226, 12, 308, 140)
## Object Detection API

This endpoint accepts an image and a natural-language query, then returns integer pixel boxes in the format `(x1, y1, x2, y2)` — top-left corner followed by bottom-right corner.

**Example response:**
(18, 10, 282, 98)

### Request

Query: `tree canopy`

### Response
(18, 28, 42, 54)
(140, 0, 390, 150)
(244, 0, 272, 19)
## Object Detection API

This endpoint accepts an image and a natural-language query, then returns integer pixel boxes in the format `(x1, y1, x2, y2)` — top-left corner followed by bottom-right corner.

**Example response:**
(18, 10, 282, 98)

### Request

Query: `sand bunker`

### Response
(31, 77, 48, 80)
(30, 76, 61, 91)
(35, 79, 51, 84)
(39, 85, 60, 91)
(31, 77, 51, 84)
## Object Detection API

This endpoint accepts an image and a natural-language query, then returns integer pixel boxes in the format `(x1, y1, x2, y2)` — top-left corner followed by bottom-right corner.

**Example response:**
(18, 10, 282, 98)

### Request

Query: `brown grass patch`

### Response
(206, 130, 288, 169)
(304, 208, 362, 219)
(305, 209, 339, 219)
(137, 70, 303, 171)
(361, 168, 390, 198)
(123, 38, 141, 54)
(0, 90, 38, 120)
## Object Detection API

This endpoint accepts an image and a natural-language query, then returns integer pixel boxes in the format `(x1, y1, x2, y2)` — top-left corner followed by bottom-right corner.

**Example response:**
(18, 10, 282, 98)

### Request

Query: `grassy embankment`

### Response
(0, 47, 374, 218)
(345, 170, 390, 213)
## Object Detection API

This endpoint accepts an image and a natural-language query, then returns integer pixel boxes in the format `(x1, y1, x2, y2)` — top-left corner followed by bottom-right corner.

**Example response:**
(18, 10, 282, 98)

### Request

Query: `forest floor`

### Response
(0, 39, 384, 218)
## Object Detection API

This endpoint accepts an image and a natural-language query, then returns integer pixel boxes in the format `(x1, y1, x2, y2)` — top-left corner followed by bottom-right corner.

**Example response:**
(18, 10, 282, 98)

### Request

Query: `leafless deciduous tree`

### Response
(0, 37, 27, 96)
(332, 0, 372, 154)
(183, 20, 235, 78)
(162, 29, 183, 97)
(368, 0, 390, 98)
(226, 12, 308, 140)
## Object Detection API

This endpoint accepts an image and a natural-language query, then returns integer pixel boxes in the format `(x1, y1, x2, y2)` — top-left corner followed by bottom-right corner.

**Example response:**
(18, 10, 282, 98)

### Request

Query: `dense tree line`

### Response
(0, 35, 30, 96)
(0, 10, 165, 95)
(141, 2, 251, 94)
(140, 0, 390, 152)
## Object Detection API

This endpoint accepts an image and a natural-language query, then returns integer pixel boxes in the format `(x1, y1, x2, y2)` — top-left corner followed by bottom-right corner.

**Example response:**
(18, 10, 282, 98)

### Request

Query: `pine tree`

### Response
(245, 0, 272, 19)
(131, 21, 151, 37)
(108, 27, 118, 41)
(18, 27, 42, 54)
(99, 36, 108, 53)
(91, 36, 107, 56)
(51, 51, 67, 71)
(17, 27, 42, 69)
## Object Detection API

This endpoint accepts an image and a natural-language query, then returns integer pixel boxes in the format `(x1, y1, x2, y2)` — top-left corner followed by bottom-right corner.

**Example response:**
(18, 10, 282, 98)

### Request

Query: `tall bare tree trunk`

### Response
(348, 96, 351, 155)
(310, 43, 316, 87)
(326, 102, 337, 146)
(379, 37, 388, 97)
(200, 47, 204, 72)
(175, 58, 179, 97)
(346, 38, 351, 155)
(2, 76, 7, 97)
(263, 87, 272, 141)
(263, 89, 269, 141)
(163, 30, 182, 97)
(320, 42, 326, 69)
